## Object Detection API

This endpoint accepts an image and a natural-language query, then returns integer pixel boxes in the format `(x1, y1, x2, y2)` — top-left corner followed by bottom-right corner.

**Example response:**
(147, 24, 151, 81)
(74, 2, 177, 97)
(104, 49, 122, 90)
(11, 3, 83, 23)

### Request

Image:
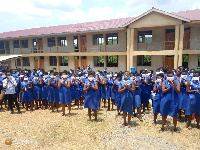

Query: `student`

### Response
(133, 73, 142, 121)
(79, 73, 85, 105)
(32, 74, 42, 109)
(58, 72, 71, 116)
(42, 72, 48, 109)
(152, 73, 163, 125)
(106, 72, 115, 110)
(160, 71, 180, 132)
(112, 73, 122, 114)
(140, 70, 150, 112)
(99, 73, 106, 107)
(53, 73, 59, 112)
(21, 75, 34, 111)
(177, 71, 188, 121)
(118, 74, 135, 128)
(186, 71, 200, 129)
(47, 73, 56, 112)
(83, 72, 99, 121)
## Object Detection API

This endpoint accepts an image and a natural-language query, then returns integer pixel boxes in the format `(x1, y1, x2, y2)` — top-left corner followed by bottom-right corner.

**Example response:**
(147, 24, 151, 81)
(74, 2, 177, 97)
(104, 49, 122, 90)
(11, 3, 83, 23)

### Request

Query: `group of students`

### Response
(0, 66, 199, 131)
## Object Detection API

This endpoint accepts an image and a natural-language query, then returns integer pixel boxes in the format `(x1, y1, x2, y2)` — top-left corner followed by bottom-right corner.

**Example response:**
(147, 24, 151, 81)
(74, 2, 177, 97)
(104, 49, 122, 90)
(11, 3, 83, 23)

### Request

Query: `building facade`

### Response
(0, 8, 200, 72)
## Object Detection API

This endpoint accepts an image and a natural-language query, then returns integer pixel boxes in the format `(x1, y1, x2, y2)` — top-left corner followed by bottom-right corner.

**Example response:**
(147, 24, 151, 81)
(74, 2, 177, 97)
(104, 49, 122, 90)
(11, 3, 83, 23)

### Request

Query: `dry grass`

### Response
(0, 100, 199, 150)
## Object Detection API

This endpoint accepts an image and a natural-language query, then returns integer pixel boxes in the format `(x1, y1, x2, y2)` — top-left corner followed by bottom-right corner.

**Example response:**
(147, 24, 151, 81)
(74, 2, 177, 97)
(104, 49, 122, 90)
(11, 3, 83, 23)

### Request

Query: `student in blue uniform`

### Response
(47, 73, 56, 112)
(42, 72, 49, 109)
(79, 73, 85, 105)
(152, 73, 163, 125)
(21, 75, 34, 111)
(83, 72, 99, 121)
(32, 74, 42, 109)
(99, 73, 106, 107)
(118, 74, 135, 128)
(53, 72, 60, 112)
(186, 71, 200, 129)
(112, 73, 122, 114)
(106, 72, 115, 110)
(71, 74, 81, 110)
(58, 71, 71, 116)
(160, 71, 180, 132)
(177, 71, 188, 121)
(140, 70, 150, 112)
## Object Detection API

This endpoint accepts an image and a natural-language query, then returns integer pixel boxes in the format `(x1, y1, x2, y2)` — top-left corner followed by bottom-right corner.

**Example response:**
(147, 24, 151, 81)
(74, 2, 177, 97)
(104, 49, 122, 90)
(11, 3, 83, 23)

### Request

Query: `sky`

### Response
(0, 0, 200, 33)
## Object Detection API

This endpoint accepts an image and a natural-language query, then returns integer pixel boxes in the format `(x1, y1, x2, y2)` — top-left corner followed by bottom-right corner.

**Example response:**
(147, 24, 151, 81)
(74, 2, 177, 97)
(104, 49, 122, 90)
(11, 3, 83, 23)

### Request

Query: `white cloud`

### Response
(190, 2, 200, 10)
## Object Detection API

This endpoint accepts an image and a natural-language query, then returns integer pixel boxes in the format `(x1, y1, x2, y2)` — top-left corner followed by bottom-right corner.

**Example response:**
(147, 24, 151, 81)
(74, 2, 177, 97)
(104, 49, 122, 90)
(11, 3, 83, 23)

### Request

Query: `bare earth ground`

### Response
(0, 101, 200, 150)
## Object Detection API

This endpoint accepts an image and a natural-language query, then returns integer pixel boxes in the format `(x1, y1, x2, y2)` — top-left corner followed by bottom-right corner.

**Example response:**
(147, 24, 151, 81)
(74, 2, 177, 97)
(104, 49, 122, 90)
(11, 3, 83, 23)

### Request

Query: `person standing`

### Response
(3, 72, 21, 114)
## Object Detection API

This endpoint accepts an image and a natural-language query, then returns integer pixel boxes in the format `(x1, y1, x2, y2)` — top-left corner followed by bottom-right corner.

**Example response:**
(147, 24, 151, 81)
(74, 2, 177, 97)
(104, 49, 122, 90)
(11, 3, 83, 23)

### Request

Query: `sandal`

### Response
(174, 128, 180, 133)
(62, 113, 65, 116)
(161, 128, 164, 132)
(128, 124, 131, 128)
(120, 123, 126, 128)
(187, 126, 192, 130)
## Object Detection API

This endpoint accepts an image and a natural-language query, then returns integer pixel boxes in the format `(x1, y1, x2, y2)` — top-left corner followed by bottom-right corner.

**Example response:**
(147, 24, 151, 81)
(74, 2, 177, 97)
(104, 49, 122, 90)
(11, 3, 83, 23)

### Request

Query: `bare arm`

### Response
(162, 81, 172, 94)
(112, 82, 116, 94)
(118, 83, 126, 93)
(174, 81, 180, 94)
(153, 82, 161, 93)
(186, 80, 199, 94)
(91, 81, 98, 91)
(125, 80, 135, 92)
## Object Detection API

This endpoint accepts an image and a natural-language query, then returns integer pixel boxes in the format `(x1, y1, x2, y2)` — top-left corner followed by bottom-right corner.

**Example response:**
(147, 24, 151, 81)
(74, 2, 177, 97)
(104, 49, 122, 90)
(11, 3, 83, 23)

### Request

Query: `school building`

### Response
(0, 8, 200, 72)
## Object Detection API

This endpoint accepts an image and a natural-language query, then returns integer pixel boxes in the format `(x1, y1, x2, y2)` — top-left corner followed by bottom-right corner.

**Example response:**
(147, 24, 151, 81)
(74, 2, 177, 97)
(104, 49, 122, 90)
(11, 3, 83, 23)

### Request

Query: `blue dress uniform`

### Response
(70, 80, 81, 100)
(106, 78, 115, 99)
(160, 80, 179, 117)
(59, 79, 71, 104)
(33, 78, 42, 100)
(134, 78, 141, 108)
(100, 78, 106, 99)
(21, 81, 34, 102)
(47, 79, 54, 102)
(120, 80, 134, 115)
(53, 78, 59, 102)
(114, 80, 121, 107)
(42, 78, 49, 100)
(185, 80, 200, 115)
(178, 78, 189, 110)
(153, 82, 162, 113)
(141, 77, 150, 104)
(84, 80, 99, 109)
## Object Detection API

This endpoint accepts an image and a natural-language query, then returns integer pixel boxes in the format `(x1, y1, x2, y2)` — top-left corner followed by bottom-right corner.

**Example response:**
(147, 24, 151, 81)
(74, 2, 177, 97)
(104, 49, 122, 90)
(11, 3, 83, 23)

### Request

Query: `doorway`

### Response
(164, 56, 174, 70)
(38, 38, 43, 53)
(81, 35, 87, 52)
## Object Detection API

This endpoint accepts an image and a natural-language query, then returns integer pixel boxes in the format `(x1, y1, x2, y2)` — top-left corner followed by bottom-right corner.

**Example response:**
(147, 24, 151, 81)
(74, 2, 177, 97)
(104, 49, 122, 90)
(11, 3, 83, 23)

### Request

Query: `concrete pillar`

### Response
(79, 56, 81, 68)
(20, 40, 22, 54)
(103, 33, 106, 52)
(178, 24, 184, 67)
(127, 28, 131, 71)
(174, 25, 180, 69)
(20, 57, 23, 69)
(130, 28, 135, 69)
(56, 56, 60, 72)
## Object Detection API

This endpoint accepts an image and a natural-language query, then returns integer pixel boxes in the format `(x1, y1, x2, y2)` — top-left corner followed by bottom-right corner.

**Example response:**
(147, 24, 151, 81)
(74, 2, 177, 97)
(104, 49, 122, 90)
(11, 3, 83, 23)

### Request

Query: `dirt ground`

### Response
(0, 100, 200, 150)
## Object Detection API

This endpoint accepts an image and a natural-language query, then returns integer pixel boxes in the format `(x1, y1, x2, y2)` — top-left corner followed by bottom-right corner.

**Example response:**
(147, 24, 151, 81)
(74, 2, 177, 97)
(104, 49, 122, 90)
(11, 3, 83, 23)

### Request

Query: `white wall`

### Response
(190, 27, 200, 50)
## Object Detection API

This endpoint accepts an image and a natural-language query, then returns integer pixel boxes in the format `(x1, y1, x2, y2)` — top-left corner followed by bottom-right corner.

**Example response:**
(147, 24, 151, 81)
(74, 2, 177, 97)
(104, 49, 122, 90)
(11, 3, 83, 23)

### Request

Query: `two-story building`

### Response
(0, 8, 200, 72)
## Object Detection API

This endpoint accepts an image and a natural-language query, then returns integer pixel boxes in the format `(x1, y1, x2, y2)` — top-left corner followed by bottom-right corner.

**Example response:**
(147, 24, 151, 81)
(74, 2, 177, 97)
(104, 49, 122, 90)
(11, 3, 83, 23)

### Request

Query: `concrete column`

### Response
(103, 33, 106, 52)
(20, 57, 23, 69)
(56, 56, 60, 72)
(178, 24, 184, 67)
(130, 28, 135, 69)
(79, 56, 81, 68)
(20, 40, 22, 54)
(174, 25, 180, 69)
(127, 28, 131, 71)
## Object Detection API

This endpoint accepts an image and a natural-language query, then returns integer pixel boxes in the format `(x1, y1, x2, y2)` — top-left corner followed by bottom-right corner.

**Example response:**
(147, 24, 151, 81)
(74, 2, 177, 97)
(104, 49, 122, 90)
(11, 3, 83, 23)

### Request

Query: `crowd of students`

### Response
(0, 65, 199, 132)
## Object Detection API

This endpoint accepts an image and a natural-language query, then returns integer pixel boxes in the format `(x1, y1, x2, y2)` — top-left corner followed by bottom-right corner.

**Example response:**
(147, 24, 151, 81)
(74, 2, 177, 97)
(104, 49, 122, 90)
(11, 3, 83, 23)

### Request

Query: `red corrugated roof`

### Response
(0, 9, 200, 39)
(172, 9, 200, 21)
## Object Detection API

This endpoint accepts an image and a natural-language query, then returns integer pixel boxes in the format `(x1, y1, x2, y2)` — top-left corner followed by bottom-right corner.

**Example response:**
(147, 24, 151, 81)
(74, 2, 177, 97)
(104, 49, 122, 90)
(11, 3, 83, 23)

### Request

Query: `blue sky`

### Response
(0, 0, 200, 33)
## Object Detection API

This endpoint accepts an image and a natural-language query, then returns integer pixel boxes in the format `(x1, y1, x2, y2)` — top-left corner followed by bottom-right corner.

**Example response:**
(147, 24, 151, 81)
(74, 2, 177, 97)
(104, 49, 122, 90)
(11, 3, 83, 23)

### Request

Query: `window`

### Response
(17, 58, 21, 66)
(94, 56, 104, 67)
(48, 37, 56, 47)
(137, 55, 151, 66)
(106, 55, 118, 67)
(33, 39, 37, 50)
(0, 41, 4, 49)
(106, 33, 118, 45)
(21, 40, 28, 48)
(198, 55, 200, 67)
(23, 57, 30, 66)
(182, 54, 188, 68)
(13, 40, 20, 48)
(138, 31, 152, 43)
(59, 56, 68, 66)
(93, 34, 104, 45)
(49, 56, 57, 66)
(58, 37, 67, 46)
(74, 36, 78, 49)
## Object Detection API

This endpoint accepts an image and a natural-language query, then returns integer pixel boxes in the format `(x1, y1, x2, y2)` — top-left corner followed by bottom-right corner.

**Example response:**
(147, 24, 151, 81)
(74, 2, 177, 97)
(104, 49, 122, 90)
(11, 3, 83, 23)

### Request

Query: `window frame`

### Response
(137, 55, 151, 66)
(106, 55, 118, 67)
(59, 56, 68, 66)
(49, 56, 57, 66)
(22, 57, 30, 66)
(21, 40, 28, 48)
(13, 40, 20, 48)
(94, 56, 104, 67)
(93, 34, 104, 45)
(58, 37, 67, 47)
(106, 33, 118, 45)
(17, 58, 21, 66)
(48, 37, 56, 47)
(138, 31, 152, 43)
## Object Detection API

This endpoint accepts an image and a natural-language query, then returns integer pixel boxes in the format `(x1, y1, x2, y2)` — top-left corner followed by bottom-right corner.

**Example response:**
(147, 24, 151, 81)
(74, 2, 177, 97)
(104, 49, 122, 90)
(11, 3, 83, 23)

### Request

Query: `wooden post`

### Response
(178, 24, 184, 67)
(20, 40, 22, 54)
(127, 28, 131, 71)
(38, 57, 40, 69)
(103, 33, 106, 52)
(79, 56, 81, 68)
(78, 35, 81, 52)
(174, 25, 180, 69)
(56, 56, 60, 72)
